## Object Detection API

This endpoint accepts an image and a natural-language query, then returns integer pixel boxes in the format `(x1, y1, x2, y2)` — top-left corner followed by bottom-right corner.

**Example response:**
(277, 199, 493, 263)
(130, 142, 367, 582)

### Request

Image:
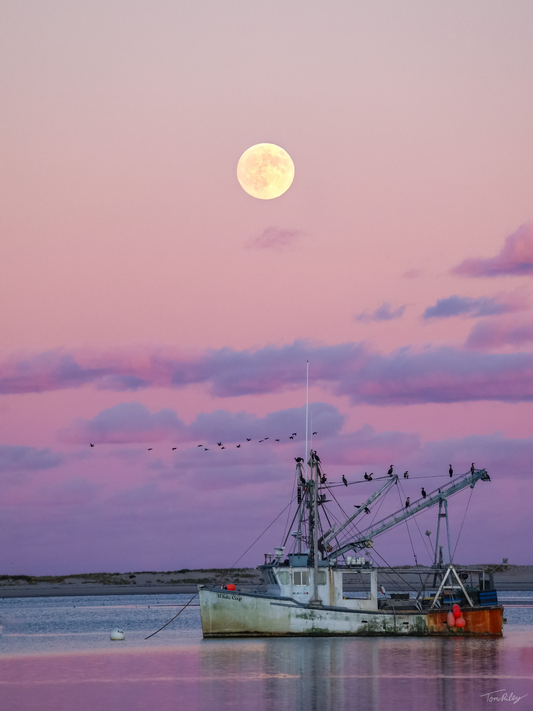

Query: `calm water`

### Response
(1, 593, 533, 711)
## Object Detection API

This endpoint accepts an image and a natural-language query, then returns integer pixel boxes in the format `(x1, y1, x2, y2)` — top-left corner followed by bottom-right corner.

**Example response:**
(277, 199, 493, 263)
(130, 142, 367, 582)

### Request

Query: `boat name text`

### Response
(217, 593, 243, 602)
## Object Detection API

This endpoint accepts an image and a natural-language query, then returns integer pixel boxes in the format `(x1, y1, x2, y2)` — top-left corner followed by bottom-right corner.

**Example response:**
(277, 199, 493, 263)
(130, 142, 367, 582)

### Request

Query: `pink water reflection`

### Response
(2, 636, 533, 711)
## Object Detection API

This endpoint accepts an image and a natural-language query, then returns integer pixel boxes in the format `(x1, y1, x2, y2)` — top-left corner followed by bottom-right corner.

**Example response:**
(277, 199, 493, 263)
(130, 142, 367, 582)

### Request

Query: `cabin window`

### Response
(316, 571, 327, 585)
(293, 571, 310, 586)
(277, 571, 290, 585)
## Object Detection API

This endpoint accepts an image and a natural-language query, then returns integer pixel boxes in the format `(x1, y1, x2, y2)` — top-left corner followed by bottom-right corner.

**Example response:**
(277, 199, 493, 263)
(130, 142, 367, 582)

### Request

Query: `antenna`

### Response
(305, 361, 309, 475)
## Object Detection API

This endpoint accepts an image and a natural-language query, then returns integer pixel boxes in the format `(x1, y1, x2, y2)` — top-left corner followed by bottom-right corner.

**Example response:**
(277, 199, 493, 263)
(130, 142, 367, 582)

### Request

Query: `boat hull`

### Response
(199, 587, 503, 638)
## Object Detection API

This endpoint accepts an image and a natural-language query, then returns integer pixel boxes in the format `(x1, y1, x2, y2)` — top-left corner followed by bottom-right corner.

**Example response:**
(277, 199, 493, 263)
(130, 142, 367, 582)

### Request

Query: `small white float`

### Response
(110, 627, 125, 641)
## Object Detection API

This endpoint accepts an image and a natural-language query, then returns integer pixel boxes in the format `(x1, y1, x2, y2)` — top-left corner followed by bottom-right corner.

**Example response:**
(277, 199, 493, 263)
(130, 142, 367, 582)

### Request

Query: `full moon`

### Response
(237, 143, 295, 199)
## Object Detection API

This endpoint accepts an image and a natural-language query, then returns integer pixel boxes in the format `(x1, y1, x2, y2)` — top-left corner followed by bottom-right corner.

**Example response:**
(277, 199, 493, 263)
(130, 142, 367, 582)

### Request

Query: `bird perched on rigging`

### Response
(471, 462, 475, 475)
(405, 497, 410, 508)
(421, 487, 426, 498)
(364, 472, 373, 481)
(403, 471, 409, 479)
(388, 465, 394, 476)
(449, 464, 453, 477)
(294, 457, 304, 463)
(364, 507, 370, 514)
(320, 474, 327, 484)
(342, 475, 348, 487)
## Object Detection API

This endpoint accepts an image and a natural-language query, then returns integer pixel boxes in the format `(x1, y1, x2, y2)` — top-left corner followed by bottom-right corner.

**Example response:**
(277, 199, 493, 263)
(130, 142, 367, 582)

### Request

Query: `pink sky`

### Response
(1, 1, 533, 574)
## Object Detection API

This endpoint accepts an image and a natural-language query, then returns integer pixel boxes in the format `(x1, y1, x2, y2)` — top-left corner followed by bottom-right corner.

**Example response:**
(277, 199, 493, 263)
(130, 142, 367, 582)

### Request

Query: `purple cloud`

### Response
(60, 401, 344, 445)
(0, 445, 64, 474)
(0, 341, 365, 397)
(60, 402, 188, 444)
(247, 226, 303, 250)
(5, 340, 533, 406)
(319, 425, 419, 465)
(356, 302, 406, 323)
(423, 295, 515, 319)
(453, 223, 533, 277)
(340, 347, 533, 405)
(466, 319, 533, 349)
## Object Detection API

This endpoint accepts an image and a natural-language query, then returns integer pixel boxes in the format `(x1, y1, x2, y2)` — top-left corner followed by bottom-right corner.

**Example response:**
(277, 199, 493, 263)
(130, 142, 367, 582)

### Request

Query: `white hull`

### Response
(199, 586, 429, 637)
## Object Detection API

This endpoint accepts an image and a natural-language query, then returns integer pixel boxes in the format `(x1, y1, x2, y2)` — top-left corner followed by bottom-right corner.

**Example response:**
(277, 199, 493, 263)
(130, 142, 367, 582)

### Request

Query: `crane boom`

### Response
(328, 468, 491, 560)
(322, 475, 399, 545)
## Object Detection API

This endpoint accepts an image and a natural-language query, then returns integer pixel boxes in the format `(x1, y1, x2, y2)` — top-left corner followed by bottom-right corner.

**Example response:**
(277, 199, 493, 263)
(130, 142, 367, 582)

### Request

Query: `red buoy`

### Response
(226, 584, 236, 591)
(447, 611, 456, 627)
(455, 617, 466, 629)
(452, 604, 461, 618)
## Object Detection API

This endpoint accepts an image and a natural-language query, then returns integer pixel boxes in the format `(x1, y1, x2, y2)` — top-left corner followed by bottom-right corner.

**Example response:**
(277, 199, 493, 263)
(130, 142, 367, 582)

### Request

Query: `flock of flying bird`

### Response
(88, 431, 316, 452)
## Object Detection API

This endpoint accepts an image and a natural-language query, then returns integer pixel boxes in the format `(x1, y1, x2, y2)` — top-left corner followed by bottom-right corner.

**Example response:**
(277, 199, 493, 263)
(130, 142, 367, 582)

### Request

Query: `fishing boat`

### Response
(199, 453, 503, 638)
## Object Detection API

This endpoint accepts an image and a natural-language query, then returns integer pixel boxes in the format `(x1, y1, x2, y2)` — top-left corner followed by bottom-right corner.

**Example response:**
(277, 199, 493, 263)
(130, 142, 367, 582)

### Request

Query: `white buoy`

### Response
(110, 627, 125, 641)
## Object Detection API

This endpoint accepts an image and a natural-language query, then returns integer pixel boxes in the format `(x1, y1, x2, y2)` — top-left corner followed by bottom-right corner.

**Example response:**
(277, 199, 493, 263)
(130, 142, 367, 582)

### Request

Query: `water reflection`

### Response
(1, 594, 532, 711)
(2, 635, 533, 711)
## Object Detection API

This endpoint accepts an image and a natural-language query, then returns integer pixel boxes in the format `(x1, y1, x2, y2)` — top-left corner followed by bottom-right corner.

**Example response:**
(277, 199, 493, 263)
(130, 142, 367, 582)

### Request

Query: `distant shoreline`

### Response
(0, 584, 200, 598)
(2, 565, 533, 598)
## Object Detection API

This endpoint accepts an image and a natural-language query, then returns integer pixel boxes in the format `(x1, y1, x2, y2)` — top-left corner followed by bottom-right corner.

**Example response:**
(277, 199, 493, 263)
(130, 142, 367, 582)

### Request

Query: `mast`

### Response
(307, 361, 322, 607)
(308, 451, 322, 606)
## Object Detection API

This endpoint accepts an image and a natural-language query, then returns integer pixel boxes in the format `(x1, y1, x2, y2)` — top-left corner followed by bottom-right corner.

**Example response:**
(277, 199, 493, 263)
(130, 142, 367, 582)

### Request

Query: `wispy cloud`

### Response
(423, 295, 516, 320)
(355, 302, 406, 323)
(452, 223, 533, 278)
(247, 226, 303, 250)
(402, 268, 424, 279)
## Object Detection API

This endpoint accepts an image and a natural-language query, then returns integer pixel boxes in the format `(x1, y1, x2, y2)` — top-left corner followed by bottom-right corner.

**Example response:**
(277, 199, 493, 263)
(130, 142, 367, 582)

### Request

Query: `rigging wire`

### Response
(368, 483, 392, 527)
(396, 480, 418, 566)
(452, 486, 474, 560)
(411, 510, 434, 563)
(370, 548, 419, 593)
(230, 498, 295, 569)
(281, 466, 298, 544)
